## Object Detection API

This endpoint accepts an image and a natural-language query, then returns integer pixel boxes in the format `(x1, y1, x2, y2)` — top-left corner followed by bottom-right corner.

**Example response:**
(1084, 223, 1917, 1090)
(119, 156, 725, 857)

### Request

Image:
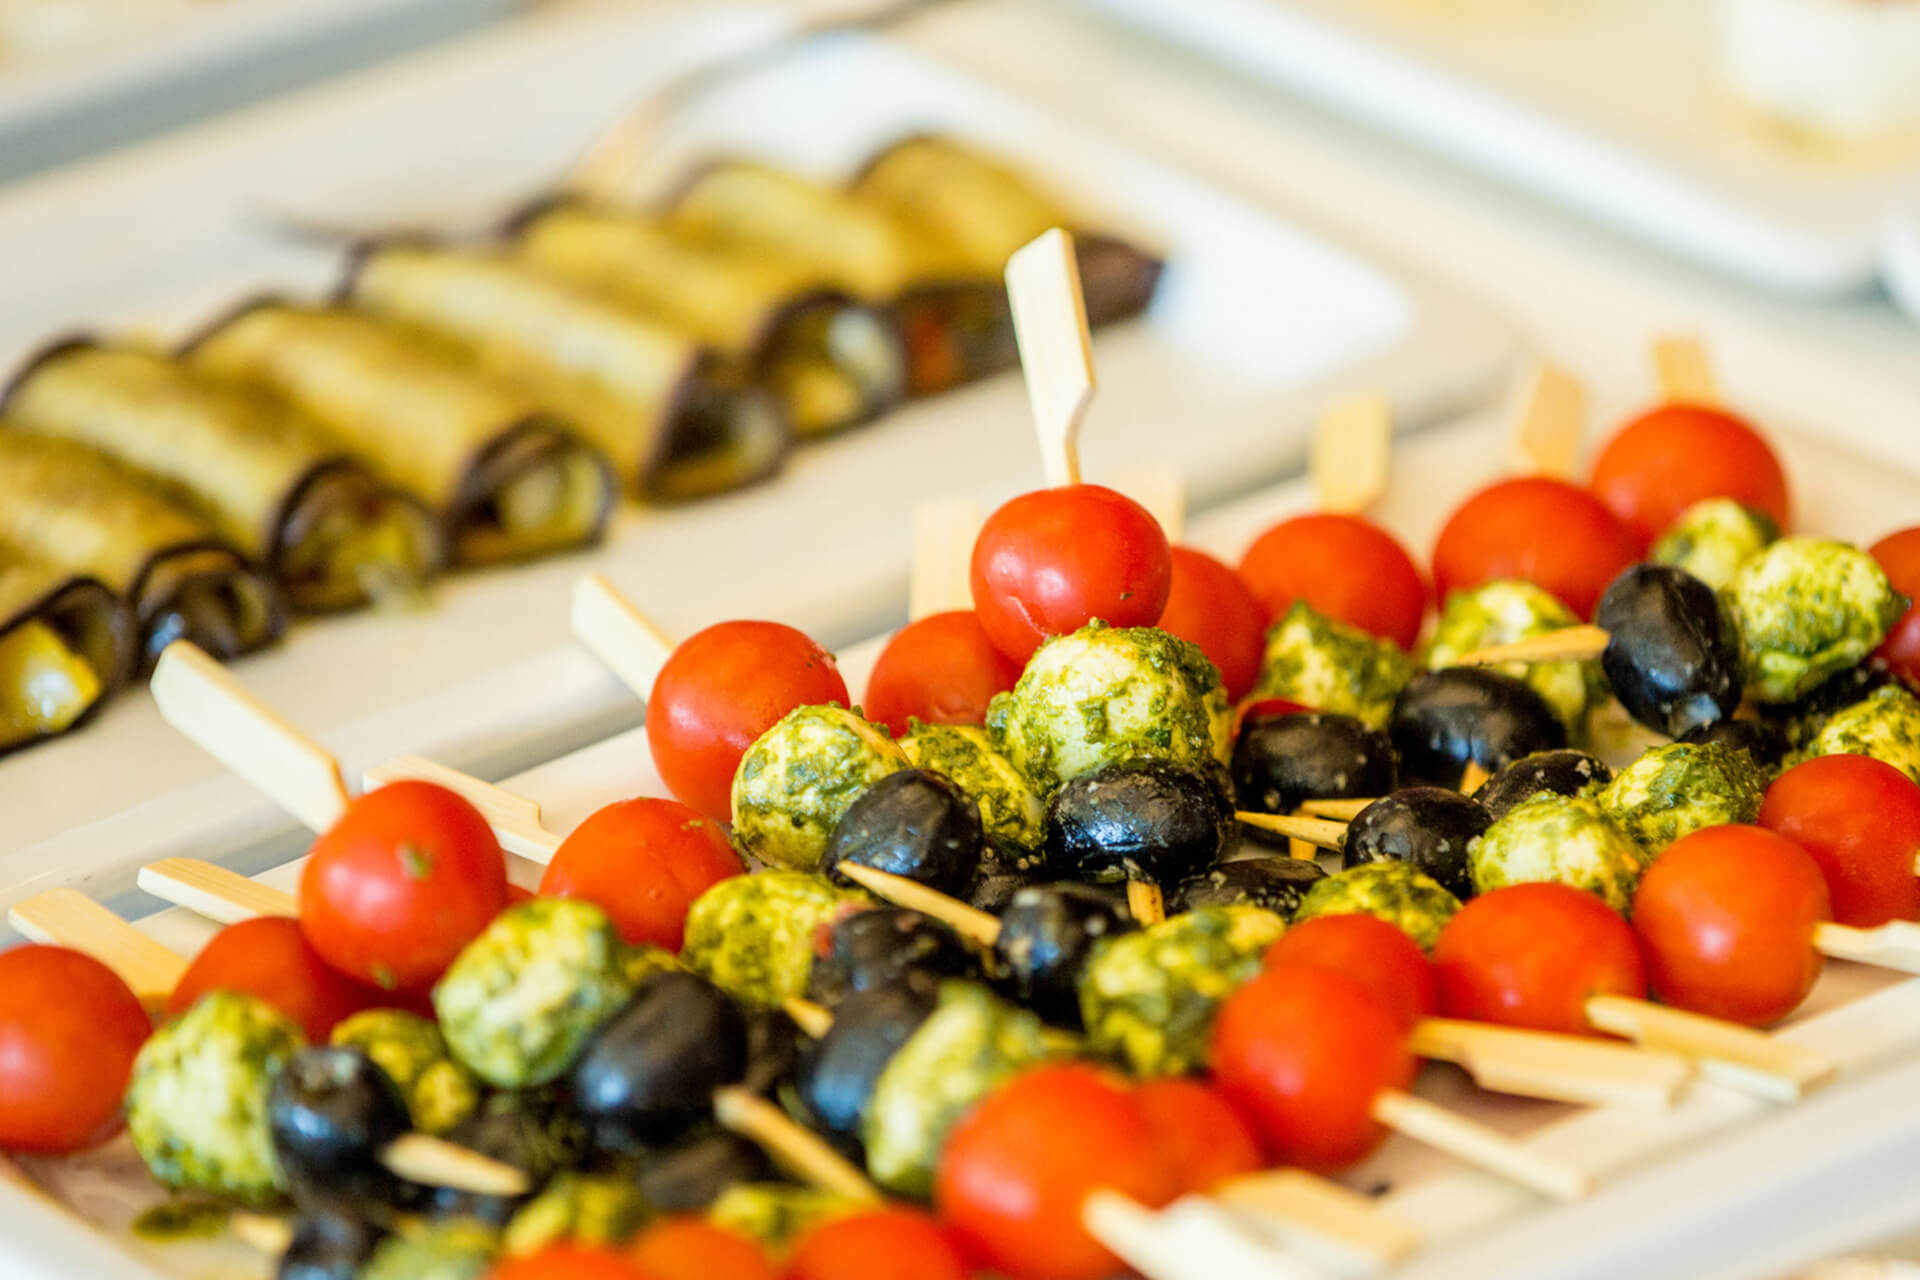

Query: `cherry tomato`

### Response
(1431, 476, 1644, 620)
(629, 1218, 776, 1280)
(1870, 528, 1920, 690)
(489, 1244, 658, 1280)
(1589, 404, 1791, 543)
(1759, 755, 1920, 928)
(648, 620, 849, 822)
(0, 946, 150, 1153)
(1263, 914, 1437, 1032)
(784, 1209, 970, 1280)
(1155, 547, 1267, 701)
(540, 797, 743, 951)
(970, 485, 1172, 662)
(862, 610, 1022, 737)
(1431, 884, 1644, 1037)
(1132, 1078, 1263, 1194)
(1210, 967, 1414, 1174)
(1238, 513, 1428, 649)
(1632, 825, 1830, 1027)
(937, 1063, 1175, 1280)
(168, 917, 380, 1042)
(299, 781, 508, 993)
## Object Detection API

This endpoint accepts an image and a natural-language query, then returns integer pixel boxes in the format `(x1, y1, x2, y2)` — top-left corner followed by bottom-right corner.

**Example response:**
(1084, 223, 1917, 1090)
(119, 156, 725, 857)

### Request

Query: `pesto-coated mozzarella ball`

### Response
(1424, 580, 1599, 735)
(358, 1221, 499, 1280)
(1248, 602, 1413, 729)
(1803, 684, 1920, 784)
(1598, 740, 1768, 852)
(1469, 793, 1645, 912)
(680, 871, 867, 1007)
(330, 1009, 480, 1134)
(1651, 498, 1779, 591)
(1291, 861, 1462, 952)
(502, 1171, 651, 1256)
(986, 622, 1230, 795)
(900, 721, 1046, 865)
(126, 991, 303, 1202)
(732, 704, 908, 870)
(707, 1183, 861, 1251)
(1726, 537, 1906, 704)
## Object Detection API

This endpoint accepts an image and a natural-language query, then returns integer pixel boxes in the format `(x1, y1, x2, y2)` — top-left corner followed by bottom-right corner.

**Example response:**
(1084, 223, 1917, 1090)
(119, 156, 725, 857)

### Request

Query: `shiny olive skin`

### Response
(278, 1209, 381, 1280)
(991, 884, 1136, 1027)
(269, 1047, 412, 1210)
(806, 907, 977, 1007)
(1761, 659, 1895, 733)
(795, 979, 940, 1151)
(1342, 787, 1489, 901)
(632, 1131, 777, 1213)
(743, 1006, 801, 1098)
(1596, 564, 1743, 737)
(427, 1088, 582, 1223)
(1169, 856, 1327, 916)
(1679, 717, 1789, 770)
(826, 769, 984, 898)
(969, 856, 1035, 914)
(1388, 668, 1567, 789)
(1043, 761, 1233, 887)
(571, 971, 748, 1152)
(1473, 750, 1613, 822)
(1232, 712, 1396, 848)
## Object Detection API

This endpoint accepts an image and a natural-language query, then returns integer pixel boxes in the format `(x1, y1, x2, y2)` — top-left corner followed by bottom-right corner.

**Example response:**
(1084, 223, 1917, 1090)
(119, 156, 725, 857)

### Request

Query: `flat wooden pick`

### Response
(1109, 462, 1187, 543)
(1510, 363, 1586, 479)
(571, 574, 675, 699)
(909, 498, 983, 621)
(1653, 335, 1719, 406)
(139, 858, 297, 923)
(1311, 393, 1392, 514)
(364, 757, 563, 864)
(1006, 228, 1095, 488)
(1215, 1169, 1423, 1272)
(150, 641, 349, 834)
(8, 889, 186, 1001)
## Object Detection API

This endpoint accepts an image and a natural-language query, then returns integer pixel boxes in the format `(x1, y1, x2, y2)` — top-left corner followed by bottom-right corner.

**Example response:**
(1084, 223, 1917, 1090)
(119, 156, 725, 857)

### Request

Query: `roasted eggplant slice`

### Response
(0, 548, 133, 755)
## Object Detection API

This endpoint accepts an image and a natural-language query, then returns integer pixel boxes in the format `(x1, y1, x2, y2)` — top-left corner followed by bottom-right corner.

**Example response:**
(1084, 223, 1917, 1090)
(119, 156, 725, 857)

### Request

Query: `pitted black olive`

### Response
(968, 855, 1035, 914)
(1342, 787, 1489, 900)
(571, 971, 747, 1152)
(826, 769, 984, 898)
(991, 883, 1136, 1028)
(806, 907, 977, 1007)
(1473, 750, 1613, 822)
(1680, 717, 1789, 769)
(426, 1087, 582, 1224)
(269, 1047, 412, 1209)
(632, 1130, 778, 1213)
(795, 979, 941, 1152)
(743, 1006, 802, 1098)
(1043, 760, 1232, 887)
(277, 1208, 381, 1280)
(1231, 712, 1396, 848)
(1388, 668, 1566, 789)
(1169, 856, 1327, 916)
(1595, 564, 1743, 737)
(1762, 658, 1894, 733)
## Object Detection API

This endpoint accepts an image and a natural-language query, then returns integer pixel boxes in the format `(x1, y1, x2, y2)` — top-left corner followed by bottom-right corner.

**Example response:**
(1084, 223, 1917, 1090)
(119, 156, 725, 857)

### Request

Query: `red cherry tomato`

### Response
(488, 1244, 658, 1280)
(629, 1218, 776, 1280)
(0, 946, 150, 1154)
(168, 917, 380, 1042)
(299, 781, 508, 993)
(1238, 513, 1428, 649)
(1210, 967, 1414, 1174)
(1431, 476, 1644, 620)
(1431, 884, 1644, 1037)
(1632, 825, 1830, 1027)
(1263, 914, 1438, 1032)
(862, 610, 1022, 737)
(969, 485, 1172, 662)
(648, 620, 849, 822)
(1870, 528, 1920, 690)
(784, 1209, 970, 1280)
(1589, 404, 1791, 544)
(1155, 547, 1267, 701)
(1759, 755, 1920, 928)
(937, 1063, 1175, 1280)
(540, 797, 743, 952)
(1132, 1078, 1264, 1194)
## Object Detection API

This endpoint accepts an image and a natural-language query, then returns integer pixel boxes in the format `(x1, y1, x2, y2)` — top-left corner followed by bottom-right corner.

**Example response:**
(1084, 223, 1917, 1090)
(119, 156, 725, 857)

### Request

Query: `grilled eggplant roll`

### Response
(0, 431, 283, 669)
(2, 343, 441, 614)
(185, 303, 616, 567)
(345, 246, 790, 502)
(514, 204, 907, 440)
(0, 547, 133, 756)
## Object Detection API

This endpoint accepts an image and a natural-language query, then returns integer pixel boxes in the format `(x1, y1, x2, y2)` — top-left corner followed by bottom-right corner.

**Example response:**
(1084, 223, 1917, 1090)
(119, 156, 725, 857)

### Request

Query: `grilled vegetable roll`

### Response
(514, 205, 907, 440)
(2, 342, 440, 613)
(345, 246, 790, 501)
(0, 430, 283, 667)
(185, 303, 615, 567)
(0, 546, 133, 755)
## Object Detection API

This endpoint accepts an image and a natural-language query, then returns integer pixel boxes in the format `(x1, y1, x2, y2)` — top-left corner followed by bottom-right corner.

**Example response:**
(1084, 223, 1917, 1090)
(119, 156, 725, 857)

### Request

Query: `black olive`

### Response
(1389, 668, 1566, 789)
(743, 1007, 802, 1098)
(571, 971, 748, 1153)
(795, 979, 941, 1151)
(1761, 658, 1894, 734)
(806, 907, 977, 1007)
(826, 769, 984, 898)
(991, 883, 1136, 1027)
(1342, 787, 1489, 900)
(1169, 856, 1327, 916)
(277, 1209, 381, 1280)
(269, 1047, 412, 1210)
(1473, 750, 1613, 822)
(1680, 717, 1789, 769)
(426, 1087, 583, 1224)
(1595, 564, 1743, 737)
(968, 855, 1035, 913)
(632, 1130, 779, 1213)
(1231, 713, 1396, 848)
(1043, 761, 1232, 887)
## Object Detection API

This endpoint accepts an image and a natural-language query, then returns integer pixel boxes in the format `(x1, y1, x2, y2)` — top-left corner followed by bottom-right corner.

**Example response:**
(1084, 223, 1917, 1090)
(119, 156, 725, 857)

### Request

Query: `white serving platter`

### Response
(1084, 0, 1920, 309)
(0, 0, 1520, 862)
(8, 403, 1920, 1280)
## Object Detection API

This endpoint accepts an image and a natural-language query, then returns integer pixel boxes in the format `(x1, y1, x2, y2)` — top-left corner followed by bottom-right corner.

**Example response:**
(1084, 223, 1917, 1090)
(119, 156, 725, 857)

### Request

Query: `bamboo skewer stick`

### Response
(1298, 797, 1375, 821)
(1584, 995, 1835, 1102)
(835, 862, 1002, 947)
(1454, 625, 1612, 667)
(1508, 362, 1586, 480)
(1458, 760, 1493, 794)
(363, 756, 563, 863)
(1653, 335, 1720, 406)
(1369, 1089, 1592, 1201)
(1810, 922, 1920, 974)
(138, 858, 296, 922)
(712, 1086, 882, 1203)
(1128, 881, 1168, 925)
(1006, 228, 1096, 489)
(1111, 462, 1188, 542)
(908, 498, 983, 621)
(570, 573, 676, 700)
(1312, 394, 1393, 515)
(1235, 812, 1349, 852)
(1212, 1171, 1423, 1273)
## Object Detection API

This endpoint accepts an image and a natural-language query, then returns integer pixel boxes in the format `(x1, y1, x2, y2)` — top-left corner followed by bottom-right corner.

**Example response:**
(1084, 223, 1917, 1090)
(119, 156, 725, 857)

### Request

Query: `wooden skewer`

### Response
(1110, 462, 1188, 542)
(1298, 797, 1374, 821)
(138, 858, 296, 923)
(1458, 760, 1492, 795)
(908, 498, 982, 621)
(1452, 625, 1611, 667)
(1584, 995, 1835, 1103)
(1213, 1170, 1422, 1273)
(1370, 1089, 1592, 1201)
(1810, 921, 1920, 974)
(1006, 228, 1096, 489)
(1311, 394, 1393, 515)
(570, 573, 676, 699)
(1235, 812, 1349, 852)
(1128, 881, 1168, 926)
(836, 862, 1003, 948)
(1653, 334, 1720, 406)
(712, 1086, 882, 1204)
(782, 997, 835, 1040)
(1508, 362, 1586, 480)
(364, 756, 564, 863)
(227, 1212, 295, 1256)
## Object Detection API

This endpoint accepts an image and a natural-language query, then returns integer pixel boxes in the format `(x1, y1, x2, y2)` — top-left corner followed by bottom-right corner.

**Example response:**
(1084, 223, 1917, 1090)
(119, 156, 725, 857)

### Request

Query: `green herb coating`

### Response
(1248, 603, 1412, 729)
(1650, 498, 1779, 591)
(901, 721, 1046, 865)
(330, 1009, 480, 1134)
(1470, 792, 1645, 912)
(1803, 684, 1920, 784)
(680, 871, 866, 1007)
(731, 704, 908, 870)
(1726, 537, 1905, 703)
(1598, 740, 1768, 852)
(1423, 580, 1598, 735)
(1291, 861, 1461, 952)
